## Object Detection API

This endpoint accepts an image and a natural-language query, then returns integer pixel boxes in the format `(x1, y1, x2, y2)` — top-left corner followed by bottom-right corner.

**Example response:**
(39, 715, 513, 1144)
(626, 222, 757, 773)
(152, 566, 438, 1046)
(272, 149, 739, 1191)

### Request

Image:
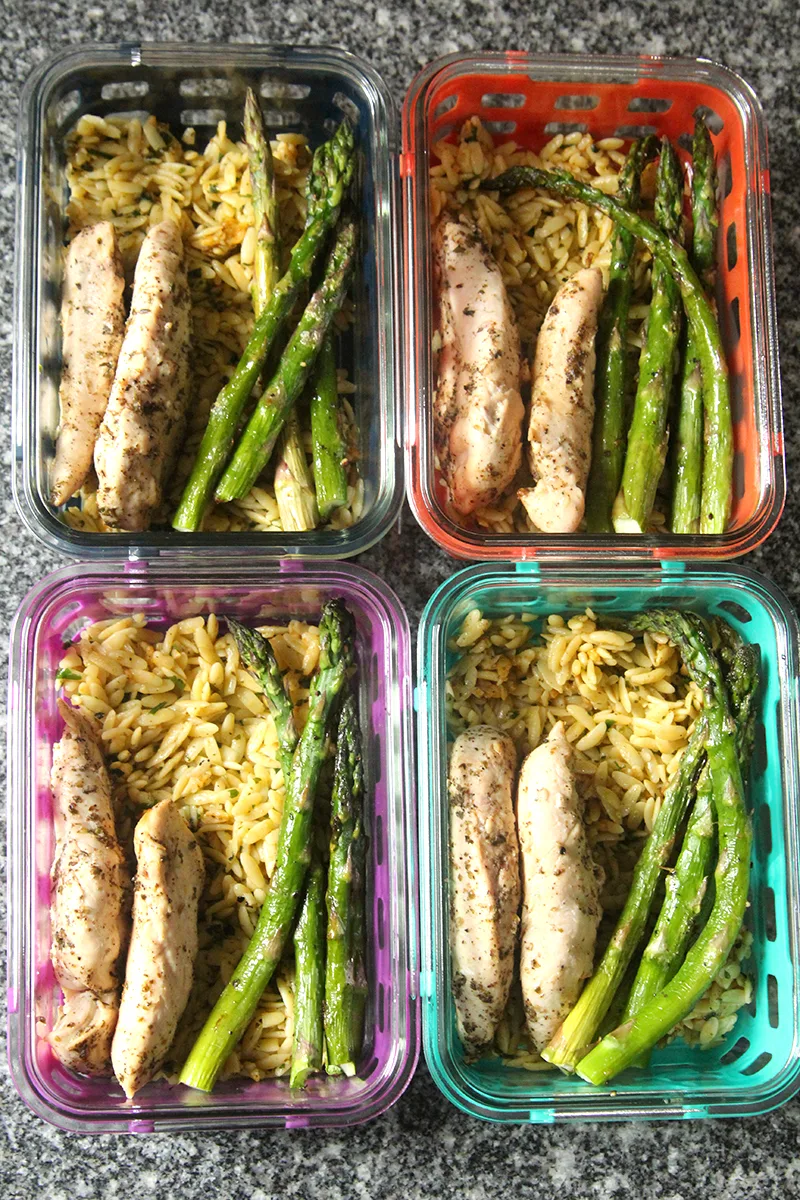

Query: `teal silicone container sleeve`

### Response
(417, 561, 800, 1122)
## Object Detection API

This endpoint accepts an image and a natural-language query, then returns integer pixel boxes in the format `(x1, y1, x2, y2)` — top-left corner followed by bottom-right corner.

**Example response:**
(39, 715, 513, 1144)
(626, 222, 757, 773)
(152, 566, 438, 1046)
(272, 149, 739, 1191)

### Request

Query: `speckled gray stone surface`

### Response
(2, 2, 800, 1197)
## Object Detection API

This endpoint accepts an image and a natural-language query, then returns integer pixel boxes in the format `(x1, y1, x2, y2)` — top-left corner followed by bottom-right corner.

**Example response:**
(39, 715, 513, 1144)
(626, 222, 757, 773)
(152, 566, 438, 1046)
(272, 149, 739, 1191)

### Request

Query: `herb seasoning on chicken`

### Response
(448, 726, 521, 1054)
(433, 214, 524, 515)
(111, 799, 205, 1098)
(51, 222, 126, 506)
(519, 268, 604, 534)
(517, 722, 604, 1052)
(94, 220, 191, 532)
(48, 700, 130, 1075)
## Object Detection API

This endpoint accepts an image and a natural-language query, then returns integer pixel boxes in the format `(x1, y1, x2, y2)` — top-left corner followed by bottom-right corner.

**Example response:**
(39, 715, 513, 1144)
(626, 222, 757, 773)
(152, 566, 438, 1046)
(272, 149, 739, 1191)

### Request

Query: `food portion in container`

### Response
(54, 89, 363, 535)
(430, 114, 730, 536)
(48, 601, 367, 1097)
(446, 606, 754, 1081)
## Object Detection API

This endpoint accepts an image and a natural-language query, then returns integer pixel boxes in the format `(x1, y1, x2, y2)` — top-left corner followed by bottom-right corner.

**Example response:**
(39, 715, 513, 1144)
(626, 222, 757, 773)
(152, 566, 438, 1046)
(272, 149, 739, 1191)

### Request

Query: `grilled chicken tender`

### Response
(94, 220, 191, 531)
(434, 214, 524, 515)
(111, 799, 205, 1098)
(448, 726, 521, 1054)
(517, 722, 603, 1052)
(48, 700, 129, 1075)
(51, 222, 126, 506)
(519, 267, 604, 534)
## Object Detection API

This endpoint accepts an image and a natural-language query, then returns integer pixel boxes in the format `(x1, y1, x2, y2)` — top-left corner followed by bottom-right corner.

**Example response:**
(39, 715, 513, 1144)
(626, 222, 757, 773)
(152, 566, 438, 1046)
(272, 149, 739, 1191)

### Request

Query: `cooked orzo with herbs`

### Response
(446, 607, 752, 1070)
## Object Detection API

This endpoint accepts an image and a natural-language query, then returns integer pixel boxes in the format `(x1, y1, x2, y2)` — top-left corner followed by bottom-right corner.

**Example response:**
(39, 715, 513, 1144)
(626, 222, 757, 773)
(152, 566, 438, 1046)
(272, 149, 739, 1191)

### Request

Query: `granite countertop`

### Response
(2, 2, 800, 1197)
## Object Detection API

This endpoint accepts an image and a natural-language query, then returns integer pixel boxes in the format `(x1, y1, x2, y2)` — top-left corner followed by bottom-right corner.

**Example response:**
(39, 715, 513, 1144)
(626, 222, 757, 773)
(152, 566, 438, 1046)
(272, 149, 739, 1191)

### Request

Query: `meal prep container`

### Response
(13, 43, 402, 559)
(417, 561, 800, 1122)
(7, 559, 418, 1132)
(402, 52, 784, 561)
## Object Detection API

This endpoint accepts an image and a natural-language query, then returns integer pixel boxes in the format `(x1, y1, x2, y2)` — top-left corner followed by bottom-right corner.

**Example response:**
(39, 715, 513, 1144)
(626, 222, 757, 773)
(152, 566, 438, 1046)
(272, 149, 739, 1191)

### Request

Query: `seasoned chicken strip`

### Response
(111, 799, 205, 1098)
(94, 220, 191, 531)
(448, 726, 521, 1055)
(51, 222, 126, 506)
(517, 722, 603, 1051)
(48, 700, 129, 1075)
(519, 267, 603, 534)
(434, 214, 524, 515)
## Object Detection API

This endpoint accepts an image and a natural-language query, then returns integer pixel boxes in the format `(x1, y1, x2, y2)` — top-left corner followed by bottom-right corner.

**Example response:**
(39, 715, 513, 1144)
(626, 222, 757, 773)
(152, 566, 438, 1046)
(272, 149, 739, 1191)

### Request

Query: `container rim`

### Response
(7, 558, 420, 1131)
(401, 51, 785, 562)
(417, 560, 800, 1122)
(12, 40, 404, 562)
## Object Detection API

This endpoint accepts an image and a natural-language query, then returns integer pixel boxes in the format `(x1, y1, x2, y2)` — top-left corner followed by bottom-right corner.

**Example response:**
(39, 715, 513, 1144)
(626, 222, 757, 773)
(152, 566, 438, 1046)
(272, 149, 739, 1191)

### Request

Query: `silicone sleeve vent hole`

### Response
(751, 724, 768, 785)
(482, 92, 526, 108)
(720, 152, 734, 198)
(677, 132, 693, 153)
(55, 89, 81, 127)
(728, 296, 741, 346)
(554, 94, 599, 111)
(627, 97, 673, 113)
(333, 93, 360, 124)
(727, 222, 738, 270)
(180, 108, 227, 127)
(179, 77, 232, 97)
(485, 121, 517, 136)
(719, 1035, 749, 1066)
(378, 982, 386, 1032)
(259, 80, 310, 100)
(717, 598, 752, 623)
(377, 897, 386, 950)
(762, 886, 777, 941)
(434, 95, 458, 120)
(260, 108, 303, 129)
(767, 974, 779, 1028)
(615, 124, 657, 139)
(544, 121, 588, 137)
(695, 105, 724, 134)
(742, 1051, 773, 1076)
(375, 814, 384, 866)
(729, 371, 744, 424)
(101, 81, 149, 100)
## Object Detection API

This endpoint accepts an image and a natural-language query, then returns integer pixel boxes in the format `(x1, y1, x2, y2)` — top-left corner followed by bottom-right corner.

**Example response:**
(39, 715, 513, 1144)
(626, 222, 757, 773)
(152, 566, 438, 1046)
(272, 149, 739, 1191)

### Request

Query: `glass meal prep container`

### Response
(7, 559, 418, 1132)
(13, 42, 402, 559)
(417, 561, 800, 1122)
(402, 52, 785, 561)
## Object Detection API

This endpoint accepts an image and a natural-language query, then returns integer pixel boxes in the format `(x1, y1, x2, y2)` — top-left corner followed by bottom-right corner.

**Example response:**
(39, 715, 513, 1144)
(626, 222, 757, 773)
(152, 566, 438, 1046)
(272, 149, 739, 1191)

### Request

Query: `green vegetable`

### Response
(585, 135, 656, 532)
(215, 217, 357, 504)
(310, 334, 349, 520)
(325, 693, 368, 1076)
(290, 858, 326, 1088)
(179, 600, 355, 1092)
(171, 120, 355, 531)
(619, 140, 684, 531)
(577, 610, 752, 1084)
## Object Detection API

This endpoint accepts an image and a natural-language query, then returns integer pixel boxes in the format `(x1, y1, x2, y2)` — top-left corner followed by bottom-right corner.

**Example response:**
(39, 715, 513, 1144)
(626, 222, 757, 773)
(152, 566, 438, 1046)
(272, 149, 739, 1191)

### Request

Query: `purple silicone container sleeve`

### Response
(7, 560, 419, 1132)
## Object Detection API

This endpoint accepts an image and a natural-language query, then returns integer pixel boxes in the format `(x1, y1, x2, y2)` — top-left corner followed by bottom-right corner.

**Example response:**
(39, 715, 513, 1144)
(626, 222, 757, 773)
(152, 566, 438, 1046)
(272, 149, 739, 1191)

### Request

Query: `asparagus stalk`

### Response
(226, 618, 298, 783)
(215, 217, 357, 504)
(274, 411, 320, 531)
(245, 87, 281, 308)
(325, 693, 368, 1076)
(585, 135, 656, 532)
(310, 334, 349, 519)
(245, 89, 318, 531)
(172, 120, 355, 531)
(179, 600, 355, 1092)
(672, 117, 720, 533)
(619, 140, 684, 532)
(487, 165, 732, 532)
(577, 611, 752, 1084)
(542, 716, 707, 1070)
(621, 772, 715, 1032)
(290, 858, 326, 1088)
